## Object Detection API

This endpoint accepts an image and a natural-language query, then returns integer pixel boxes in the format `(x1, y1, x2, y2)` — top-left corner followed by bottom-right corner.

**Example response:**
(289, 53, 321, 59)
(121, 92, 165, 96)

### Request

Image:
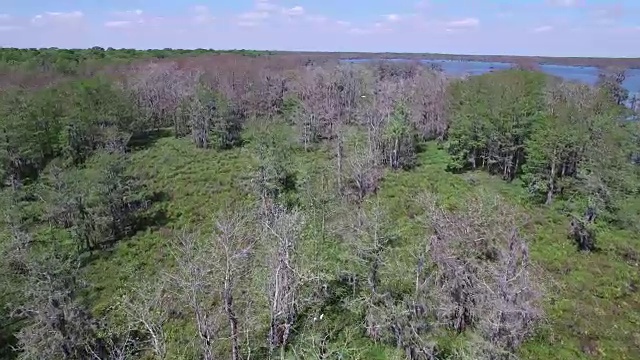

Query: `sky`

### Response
(0, 0, 639, 57)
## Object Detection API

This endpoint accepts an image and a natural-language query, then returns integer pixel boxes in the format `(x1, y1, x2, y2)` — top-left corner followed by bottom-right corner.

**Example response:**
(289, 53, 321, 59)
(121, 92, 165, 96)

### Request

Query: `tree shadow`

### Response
(127, 190, 172, 235)
(133, 206, 170, 234)
(127, 128, 173, 151)
(0, 320, 19, 360)
(83, 191, 172, 264)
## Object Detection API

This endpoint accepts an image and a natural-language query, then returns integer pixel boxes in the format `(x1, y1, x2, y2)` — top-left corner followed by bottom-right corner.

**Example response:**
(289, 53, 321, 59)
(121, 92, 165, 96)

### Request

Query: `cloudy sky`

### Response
(0, 0, 638, 56)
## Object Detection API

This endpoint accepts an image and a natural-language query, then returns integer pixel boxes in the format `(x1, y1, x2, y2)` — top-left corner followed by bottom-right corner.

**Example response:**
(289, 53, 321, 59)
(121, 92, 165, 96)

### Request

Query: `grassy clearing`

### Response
(76, 130, 640, 359)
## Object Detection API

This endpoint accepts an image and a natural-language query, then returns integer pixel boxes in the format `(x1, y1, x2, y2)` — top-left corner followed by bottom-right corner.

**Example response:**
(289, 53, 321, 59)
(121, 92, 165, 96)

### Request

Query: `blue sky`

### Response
(0, 0, 639, 56)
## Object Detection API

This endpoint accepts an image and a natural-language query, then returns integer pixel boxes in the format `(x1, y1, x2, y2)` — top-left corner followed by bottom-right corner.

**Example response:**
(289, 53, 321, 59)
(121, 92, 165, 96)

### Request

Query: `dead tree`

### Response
(388, 245, 439, 360)
(251, 132, 294, 218)
(167, 210, 255, 360)
(359, 81, 393, 165)
(408, 69, 449, 140)
(480, 229, 541, 355)
(261, 204, 303, 356)
(422, 192, 542, 358)
(119, 278, 170, 360)
(335, 134, 344, 195)
(343, 139, 382, 202)
(340, 198, 438, 359)
(569, 207, 597, 252)
(168, 231, 220, 360)
(10, 252, 102, 360)
(384, 101, 417, 170)
(334, 64, 366, 125)
(597, 67, 628, 106)
(212, 212, 256, 360)
(127, 62, 198, 132)
(346, 200, 394, 340)
(187, 88, 214, 149)
(296, 67, 339, 144)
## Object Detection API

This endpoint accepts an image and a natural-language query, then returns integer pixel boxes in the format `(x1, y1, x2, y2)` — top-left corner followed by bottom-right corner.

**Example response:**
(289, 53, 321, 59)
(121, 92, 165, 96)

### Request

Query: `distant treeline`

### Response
(2, 47, 638, 76)
(0, 47, 274, 76)
(272, 51, 640, 69)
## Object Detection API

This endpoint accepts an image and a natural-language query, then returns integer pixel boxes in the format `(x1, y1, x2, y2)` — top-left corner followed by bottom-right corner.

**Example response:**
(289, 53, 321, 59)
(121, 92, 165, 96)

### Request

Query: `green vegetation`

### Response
(0, 49, 639, 360)
(0, 47, 272, 84)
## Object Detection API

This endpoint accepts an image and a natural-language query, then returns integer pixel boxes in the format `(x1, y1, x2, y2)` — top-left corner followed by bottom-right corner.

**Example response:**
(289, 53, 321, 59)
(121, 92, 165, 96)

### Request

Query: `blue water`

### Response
(345, 58, 640, 97)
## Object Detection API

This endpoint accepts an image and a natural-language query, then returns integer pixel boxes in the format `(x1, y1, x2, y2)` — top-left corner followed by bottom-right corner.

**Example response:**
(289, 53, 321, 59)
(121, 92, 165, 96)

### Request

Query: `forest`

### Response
(0, 48, 639, 360)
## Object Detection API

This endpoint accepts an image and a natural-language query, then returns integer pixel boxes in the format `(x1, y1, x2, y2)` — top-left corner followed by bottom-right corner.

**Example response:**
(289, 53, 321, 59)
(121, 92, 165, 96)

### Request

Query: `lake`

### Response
(344, 58, 640, 97)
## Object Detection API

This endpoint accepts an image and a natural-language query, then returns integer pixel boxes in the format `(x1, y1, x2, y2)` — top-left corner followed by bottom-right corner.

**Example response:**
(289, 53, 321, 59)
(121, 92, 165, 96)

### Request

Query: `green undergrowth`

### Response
(76, 132, 639, 359)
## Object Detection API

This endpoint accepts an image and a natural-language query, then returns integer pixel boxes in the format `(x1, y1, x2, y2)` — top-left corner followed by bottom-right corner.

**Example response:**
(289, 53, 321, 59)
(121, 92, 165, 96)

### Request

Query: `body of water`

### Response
(345, 58, 640, 97)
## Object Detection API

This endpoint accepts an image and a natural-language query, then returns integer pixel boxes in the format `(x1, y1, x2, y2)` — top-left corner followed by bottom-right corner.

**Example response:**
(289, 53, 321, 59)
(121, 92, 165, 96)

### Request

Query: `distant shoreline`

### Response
(271, 51, 640, 69)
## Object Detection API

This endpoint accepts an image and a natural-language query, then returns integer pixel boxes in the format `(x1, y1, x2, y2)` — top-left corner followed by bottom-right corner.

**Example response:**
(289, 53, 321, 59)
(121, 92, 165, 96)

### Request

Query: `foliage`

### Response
(0, 51, 638, 360)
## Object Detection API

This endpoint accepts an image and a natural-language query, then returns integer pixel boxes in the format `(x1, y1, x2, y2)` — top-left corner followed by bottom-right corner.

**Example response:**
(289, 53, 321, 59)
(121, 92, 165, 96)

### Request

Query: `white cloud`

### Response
(415, 1, 430, 10)
(113, 9, 143, 18)
(532, 25, 553, 33)
(0, 14, 11, 21)
(496, 12, 513, 19)
(446, 18, 480, 28)
(104, 10, 145, 28)
(238, 11, 270, 21)
(305, 15, 328, 24)
(590, 5, 624, 27)
(347, 20, 393, 35)
(190, 5, 215, 24)
(105, 20, 133, 28)
(104, 10, 168, 29)
(31, 11, 84, 26)
(282, 6, 305, 17)
(31, 11, 84, 23)
(237, 21, 259, 27)
(384, 14, 401, 22)
(8, 3, 640, 58)
(0, 25, 20, 31)
(191, 6, 209, 14)
(547, 0, 579, 7)
(255, 0, 278, 12)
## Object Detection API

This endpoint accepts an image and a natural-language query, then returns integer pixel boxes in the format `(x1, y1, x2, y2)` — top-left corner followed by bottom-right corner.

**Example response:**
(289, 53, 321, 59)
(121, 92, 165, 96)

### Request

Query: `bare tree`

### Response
(422, 192, 543, 359)
(408, 69, 449, 141)
(255, 70, 289, 119)
(290, 321, 367, 360)
(343, 138, 382, 202)
(345, 199, 394, 339)
(597, 67, 628, 106)
(296, 67, 338, 145)
(260, 204, 304, 357)
(212, 212, 256, 360)
(338, 197, 439, 359)
(251, 131, 294, 217)
(119, 278, 170, 360)
(10, 253, 100, 360)
(187, 85, 215, 149)
(168, 231, 221, 360)
(167, 211, 256, 360)
(358, 80, 393, 164)
(126, 62, 198, 132)
(384, 101, 417, 170)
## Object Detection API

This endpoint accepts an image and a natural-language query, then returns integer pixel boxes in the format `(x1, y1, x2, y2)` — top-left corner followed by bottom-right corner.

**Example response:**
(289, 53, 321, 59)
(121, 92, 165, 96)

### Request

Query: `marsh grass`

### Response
(68, 127, 640, 359)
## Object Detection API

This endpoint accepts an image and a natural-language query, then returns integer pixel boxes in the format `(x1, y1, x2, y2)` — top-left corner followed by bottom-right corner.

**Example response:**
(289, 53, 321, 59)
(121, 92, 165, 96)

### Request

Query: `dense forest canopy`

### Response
(0, 48, 639, 360)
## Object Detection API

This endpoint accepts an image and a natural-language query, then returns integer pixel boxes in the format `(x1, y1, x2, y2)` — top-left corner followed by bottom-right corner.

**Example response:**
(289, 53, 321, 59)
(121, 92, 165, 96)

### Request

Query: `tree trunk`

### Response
(223, 287, 241, 360)
(337, 137, 344, 195)
(546, 156, 557, 205)
(393, 137, 400, 169)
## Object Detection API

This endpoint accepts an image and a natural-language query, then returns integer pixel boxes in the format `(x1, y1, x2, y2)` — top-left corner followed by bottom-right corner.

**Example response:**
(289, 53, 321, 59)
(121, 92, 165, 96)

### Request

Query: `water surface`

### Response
(345, 58, 640, 96)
